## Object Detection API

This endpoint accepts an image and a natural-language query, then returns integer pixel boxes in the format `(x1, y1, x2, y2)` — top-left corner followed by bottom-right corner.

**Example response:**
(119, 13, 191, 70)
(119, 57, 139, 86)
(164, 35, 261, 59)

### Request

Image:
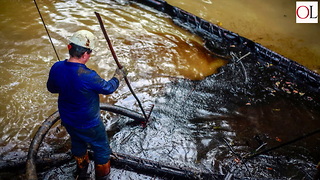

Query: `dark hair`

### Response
(69, 43, 92, 58)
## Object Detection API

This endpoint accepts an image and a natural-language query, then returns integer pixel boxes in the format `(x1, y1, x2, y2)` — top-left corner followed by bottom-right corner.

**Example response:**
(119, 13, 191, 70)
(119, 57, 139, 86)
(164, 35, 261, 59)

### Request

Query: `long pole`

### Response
(33, 0, 60, 61)
(95, 12, 149, 122)
(244, 128, 320, 160)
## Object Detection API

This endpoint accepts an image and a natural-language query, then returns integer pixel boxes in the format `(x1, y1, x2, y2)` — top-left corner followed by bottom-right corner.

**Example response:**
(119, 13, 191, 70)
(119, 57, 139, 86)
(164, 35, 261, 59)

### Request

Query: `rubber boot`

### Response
(314, 162, 320, 180)
(74, 152, 90, 180)
(95, 160, 111, 180)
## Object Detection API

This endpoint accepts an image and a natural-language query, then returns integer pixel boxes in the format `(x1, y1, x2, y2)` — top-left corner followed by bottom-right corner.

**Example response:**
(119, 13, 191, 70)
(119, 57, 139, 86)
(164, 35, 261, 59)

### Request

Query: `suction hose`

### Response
(26, 103, 145, 180)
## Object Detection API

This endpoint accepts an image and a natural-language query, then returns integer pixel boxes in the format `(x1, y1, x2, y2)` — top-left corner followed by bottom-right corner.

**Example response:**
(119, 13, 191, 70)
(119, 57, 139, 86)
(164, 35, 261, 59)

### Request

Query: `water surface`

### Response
(0, 0, 319, 179)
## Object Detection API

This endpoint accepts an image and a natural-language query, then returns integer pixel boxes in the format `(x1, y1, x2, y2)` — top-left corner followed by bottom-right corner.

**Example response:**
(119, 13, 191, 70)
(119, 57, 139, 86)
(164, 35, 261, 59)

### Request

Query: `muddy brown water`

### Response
(0, 0, 319, 179)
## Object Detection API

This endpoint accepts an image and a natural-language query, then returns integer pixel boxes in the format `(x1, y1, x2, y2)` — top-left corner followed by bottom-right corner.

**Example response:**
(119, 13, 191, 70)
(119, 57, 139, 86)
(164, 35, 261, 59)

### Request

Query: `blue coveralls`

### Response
(47, 60, 119, 164)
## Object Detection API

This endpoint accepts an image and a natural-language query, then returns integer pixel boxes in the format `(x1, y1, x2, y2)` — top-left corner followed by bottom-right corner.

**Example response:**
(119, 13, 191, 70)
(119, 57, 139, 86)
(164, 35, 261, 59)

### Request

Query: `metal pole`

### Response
(244, 128, 320, 160)
(33, 0, 60, 61)
(95, 12, 149, 122)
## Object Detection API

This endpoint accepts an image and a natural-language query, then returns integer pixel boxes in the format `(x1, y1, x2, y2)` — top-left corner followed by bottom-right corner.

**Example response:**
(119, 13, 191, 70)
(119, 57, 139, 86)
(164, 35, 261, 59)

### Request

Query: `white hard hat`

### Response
(69, 30, 97, 50)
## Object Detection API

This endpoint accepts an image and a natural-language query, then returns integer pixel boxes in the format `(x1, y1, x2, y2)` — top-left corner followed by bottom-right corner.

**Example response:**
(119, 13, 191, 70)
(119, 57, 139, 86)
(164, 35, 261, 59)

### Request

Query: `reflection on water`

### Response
(0, 0, 319, 179)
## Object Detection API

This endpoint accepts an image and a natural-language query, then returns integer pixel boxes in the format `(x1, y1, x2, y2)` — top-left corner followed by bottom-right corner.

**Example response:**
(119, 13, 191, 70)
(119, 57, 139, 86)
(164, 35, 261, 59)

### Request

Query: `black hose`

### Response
(26, 103, 145, 180)
(26, 110, 60, 180)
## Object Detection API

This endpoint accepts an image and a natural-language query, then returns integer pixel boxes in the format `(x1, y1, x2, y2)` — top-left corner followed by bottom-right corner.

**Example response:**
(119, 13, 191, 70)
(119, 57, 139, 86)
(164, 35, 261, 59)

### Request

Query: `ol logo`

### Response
(296, 1, 318, 23)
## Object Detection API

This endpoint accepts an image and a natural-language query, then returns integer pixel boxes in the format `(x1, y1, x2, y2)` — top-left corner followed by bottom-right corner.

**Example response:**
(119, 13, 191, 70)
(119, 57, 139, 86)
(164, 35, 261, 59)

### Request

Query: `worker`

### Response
(47, 30, 126, 179)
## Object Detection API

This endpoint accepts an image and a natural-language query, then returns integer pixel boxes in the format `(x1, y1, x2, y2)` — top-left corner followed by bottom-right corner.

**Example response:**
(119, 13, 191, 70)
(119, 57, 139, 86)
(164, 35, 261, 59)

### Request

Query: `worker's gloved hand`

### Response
(113, 67, 127, 81)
